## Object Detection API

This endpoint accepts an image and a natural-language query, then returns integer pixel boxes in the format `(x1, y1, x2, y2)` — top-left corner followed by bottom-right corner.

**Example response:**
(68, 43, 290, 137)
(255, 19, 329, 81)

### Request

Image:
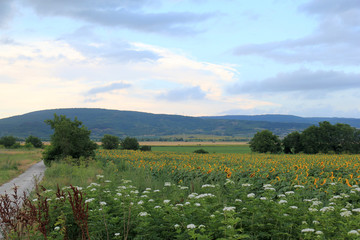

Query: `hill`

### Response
(202, 114, 360, 128)
(0, 108, 311, 140)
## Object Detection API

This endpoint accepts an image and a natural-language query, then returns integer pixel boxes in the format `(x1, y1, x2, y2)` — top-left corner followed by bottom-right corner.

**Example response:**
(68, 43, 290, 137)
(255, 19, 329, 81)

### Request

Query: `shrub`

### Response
(101, 134, 120, 150)
(25, 135, 43, 148)
(193, 149, 209, 154)
(0, 136, 17, 148)
(121, 137, 139, 150)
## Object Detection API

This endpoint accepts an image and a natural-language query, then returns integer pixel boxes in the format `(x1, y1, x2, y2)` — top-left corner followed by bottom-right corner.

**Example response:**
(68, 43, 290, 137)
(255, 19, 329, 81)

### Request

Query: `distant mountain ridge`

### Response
(202, 114, 360, 128)
(0, 108, 315, 140)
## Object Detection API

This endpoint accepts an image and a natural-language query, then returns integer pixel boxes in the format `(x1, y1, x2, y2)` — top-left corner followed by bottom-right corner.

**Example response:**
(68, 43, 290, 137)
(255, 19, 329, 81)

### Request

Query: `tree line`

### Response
(250, 121, 360, 154)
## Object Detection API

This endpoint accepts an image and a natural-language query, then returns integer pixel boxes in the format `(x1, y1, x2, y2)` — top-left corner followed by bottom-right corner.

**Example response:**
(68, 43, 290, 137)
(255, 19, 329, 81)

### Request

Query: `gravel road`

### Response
(0, 161, 46, 197)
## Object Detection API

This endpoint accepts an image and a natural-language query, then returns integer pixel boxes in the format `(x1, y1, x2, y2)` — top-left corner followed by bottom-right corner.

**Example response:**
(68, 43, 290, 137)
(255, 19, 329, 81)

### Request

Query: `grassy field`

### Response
(0, 149, 42, 185)
(24, 150, 360, 239)
(151, 145, 251, 153)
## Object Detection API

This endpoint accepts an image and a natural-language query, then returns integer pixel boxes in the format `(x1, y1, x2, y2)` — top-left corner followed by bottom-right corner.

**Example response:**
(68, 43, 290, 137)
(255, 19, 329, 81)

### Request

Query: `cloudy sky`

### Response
(1, 0, 360, 119)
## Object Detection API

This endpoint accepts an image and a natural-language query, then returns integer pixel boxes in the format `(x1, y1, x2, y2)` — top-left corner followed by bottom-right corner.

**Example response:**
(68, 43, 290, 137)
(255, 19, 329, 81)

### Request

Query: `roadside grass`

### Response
(151, 145, 251, 153)
(0, 149, 42, 185)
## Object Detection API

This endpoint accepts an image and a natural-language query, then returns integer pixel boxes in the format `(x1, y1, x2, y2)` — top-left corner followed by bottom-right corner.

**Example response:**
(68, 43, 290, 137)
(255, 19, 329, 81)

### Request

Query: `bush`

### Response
(43, 114, 97, 166)
(140, 145, 152, 151)
(121, 137, 140, 150)
(249, 130, 282, 153)
(0, 136, 17, 148)
(101, 134, 120, 150)
(25, 135, 43, 148)
(193, 149, 209, 154)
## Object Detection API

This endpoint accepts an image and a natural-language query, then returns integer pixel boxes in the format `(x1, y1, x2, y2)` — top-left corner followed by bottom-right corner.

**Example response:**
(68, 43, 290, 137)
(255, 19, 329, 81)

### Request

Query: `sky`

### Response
(1, 0, 360, 119)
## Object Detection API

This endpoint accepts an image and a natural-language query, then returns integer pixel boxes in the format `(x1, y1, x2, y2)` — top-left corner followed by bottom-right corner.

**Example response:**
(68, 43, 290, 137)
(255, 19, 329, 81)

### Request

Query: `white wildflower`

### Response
(137, 200, 144, 205)
(198, 224, 205, 228)
(202, 184, 215, 188)
(242, 183, 252, 187)
(301, 228, 315, 233)
(320, 206, 335, 212)
(163, 199, 171, 204)
(235, 199, 242, 202)
(96, 175, 104, 179)
(247, 193, 255, 198)
(115, 233, 120, 236)
(264, 187, 276, 191)
(308, 208, 318, 212)
(195, 203, 201, 207)
(154, 206, 161, 209)
(174, 224, 180, 229)
(195, 193, 215, 199)
(54, 226, 60, 231)
(148, 199, 154, 202)
(154, 189, 160, 192)
(285, 191, 295, 195)
(352, 208, 360, 212)
(164, 182, 171, 187)
(278, 194, 286, 198)
(105, 180, 111, 183)
(279, 200, 287, 204)
(223, 206, 236, 212)
(340, 211, 352, 217)
(139, 212, 150, 217)
(180, 186, 189, 190)
(187, 224, 196, 229)
(100, 201, 107, 206)
(312, 220, 320, 225)
(260, 197, 267, 201)
(315, 231, 323, 235)
(289, 206, 298, 209)
(348, 230, 360, 235)
(294, 185, 304, 188)
(85, 198, 95, 203)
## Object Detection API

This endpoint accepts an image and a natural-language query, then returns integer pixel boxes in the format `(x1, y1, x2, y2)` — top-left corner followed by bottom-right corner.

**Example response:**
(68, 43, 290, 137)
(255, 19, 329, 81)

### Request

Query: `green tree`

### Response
(282, 131, 302, 154)
(25, 135, 43, 148)
(0, 136, 17, 148)
(249, 130, 282, 153)
(43, 114, 97, 166)
(121, 136, 139, 150)
(101, 134, 120, 150)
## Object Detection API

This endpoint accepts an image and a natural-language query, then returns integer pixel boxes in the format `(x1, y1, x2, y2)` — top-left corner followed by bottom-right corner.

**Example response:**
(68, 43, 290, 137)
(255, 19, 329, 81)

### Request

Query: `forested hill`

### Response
(0, 108, 311, 139)
(202, 114, 360, 128)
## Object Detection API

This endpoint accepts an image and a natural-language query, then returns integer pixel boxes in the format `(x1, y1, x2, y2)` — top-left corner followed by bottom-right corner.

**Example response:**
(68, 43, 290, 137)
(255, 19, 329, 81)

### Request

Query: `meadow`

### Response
(0, 149, 42, 185)
(2, 149, 360, 239)
(151, 145, 251, 154)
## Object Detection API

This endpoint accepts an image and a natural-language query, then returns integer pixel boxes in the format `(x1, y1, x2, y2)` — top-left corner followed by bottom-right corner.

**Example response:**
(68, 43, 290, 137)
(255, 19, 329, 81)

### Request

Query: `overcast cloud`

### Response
(229, 69, 360, 93)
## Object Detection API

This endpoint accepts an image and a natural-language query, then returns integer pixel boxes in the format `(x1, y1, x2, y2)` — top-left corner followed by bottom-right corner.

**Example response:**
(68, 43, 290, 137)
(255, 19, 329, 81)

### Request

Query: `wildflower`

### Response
(235, 199, 242, 202)
(164, 182, 171, 187)
(202, 184, 215, 188)
(247, 193, 255, 198)
(142, 191, 150, 194)
(116, 192, 122, 196)
(283, 213, 289, 216)
(188, 193, 198, 198)
(32, 199, 38, 202)
(227, 225, 232, 229)
(105, 180, 111, 183)
(154, 206, 161, 209)
(279, 200, 287, 204)
(175, 204, 184, 207)
(88, 183, 100, 187)
(278, 194, 286, 198)
(185, 202, 191, 205)
(315, 231, 323, 235)
(187, 224, 196, 229)
(96, 175, 104, 179)
(174, 224, 180, 229)
(223, 206, 236, 212)
(130, 190, 139, 194)
(294, 185, 304, 188)
(195, 193, 215, 199)
(340, 211, 352, 217)
(90, 188, 96, 192)
(148, 199, 154, 202)
(198, 225, 205, 228)
(154, 189, 160, 192)
(312, 220, 320, 225)
(115, 233, 120, 236)
(141, 195, 148, 198)
(308, 208, 318, 212)
(85, 198, 95, 203)
(352, 208, 360, 212)
(195, 203, 201, 207)
(180, 186, 189, 190)
(139, 212, 150, 217)
(320, 206, 335, 212)
(225, 179, 234, 185)
(285, 191, 295, 195)
(260, 197, 267, 201)
(54, 226, 60, 231)
(311, 201, 322, 206)
(137, 200, 144, 205)
(163, 199, 170, 204)
(289, 206, 298, 209)
(301, 228, 315, 233)
(100, 201, 107, 206)
(263, 184, 272, 188)
(210, 214, 215, 218)
(242, 183, 252, 187)
(348, 230, 359, 235)
(264, 187, 276, 191)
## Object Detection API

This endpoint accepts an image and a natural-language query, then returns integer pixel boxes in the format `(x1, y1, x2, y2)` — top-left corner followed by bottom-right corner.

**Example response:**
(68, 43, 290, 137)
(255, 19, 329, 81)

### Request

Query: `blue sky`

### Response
(1, 0, 360, 119)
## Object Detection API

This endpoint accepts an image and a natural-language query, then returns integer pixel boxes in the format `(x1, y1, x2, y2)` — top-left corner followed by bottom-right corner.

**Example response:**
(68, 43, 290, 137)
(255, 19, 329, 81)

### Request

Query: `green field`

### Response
(151, 145, 251, 153)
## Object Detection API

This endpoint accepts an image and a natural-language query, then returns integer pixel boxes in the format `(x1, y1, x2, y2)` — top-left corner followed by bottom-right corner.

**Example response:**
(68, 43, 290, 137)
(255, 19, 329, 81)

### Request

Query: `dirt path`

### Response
(0, 161, 46, 197)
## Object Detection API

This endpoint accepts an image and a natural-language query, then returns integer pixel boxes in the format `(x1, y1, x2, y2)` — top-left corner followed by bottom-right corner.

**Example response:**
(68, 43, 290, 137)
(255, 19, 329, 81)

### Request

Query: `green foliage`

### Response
(101, 134, 120, 150)
(121, 136, 139, 150)
(0, 136, 17, 148)
(282, 131, 302, 154)
(42, 114, 97, 166)
(25, 135, 43, 148)
(249, 130, 282, 153)
(193, 149, 209, 154)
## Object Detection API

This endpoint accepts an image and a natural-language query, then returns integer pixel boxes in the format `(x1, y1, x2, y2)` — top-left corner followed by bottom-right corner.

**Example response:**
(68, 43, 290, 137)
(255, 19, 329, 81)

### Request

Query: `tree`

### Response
(282, 131, 302, 154)
(25, 135, 43, 148)
(43, 114, 97, 165)
(0, 136, 17, 148)
(101, 134, 120, 150)
(249, 130, 282, 153)
(121, 137, 139, 150)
